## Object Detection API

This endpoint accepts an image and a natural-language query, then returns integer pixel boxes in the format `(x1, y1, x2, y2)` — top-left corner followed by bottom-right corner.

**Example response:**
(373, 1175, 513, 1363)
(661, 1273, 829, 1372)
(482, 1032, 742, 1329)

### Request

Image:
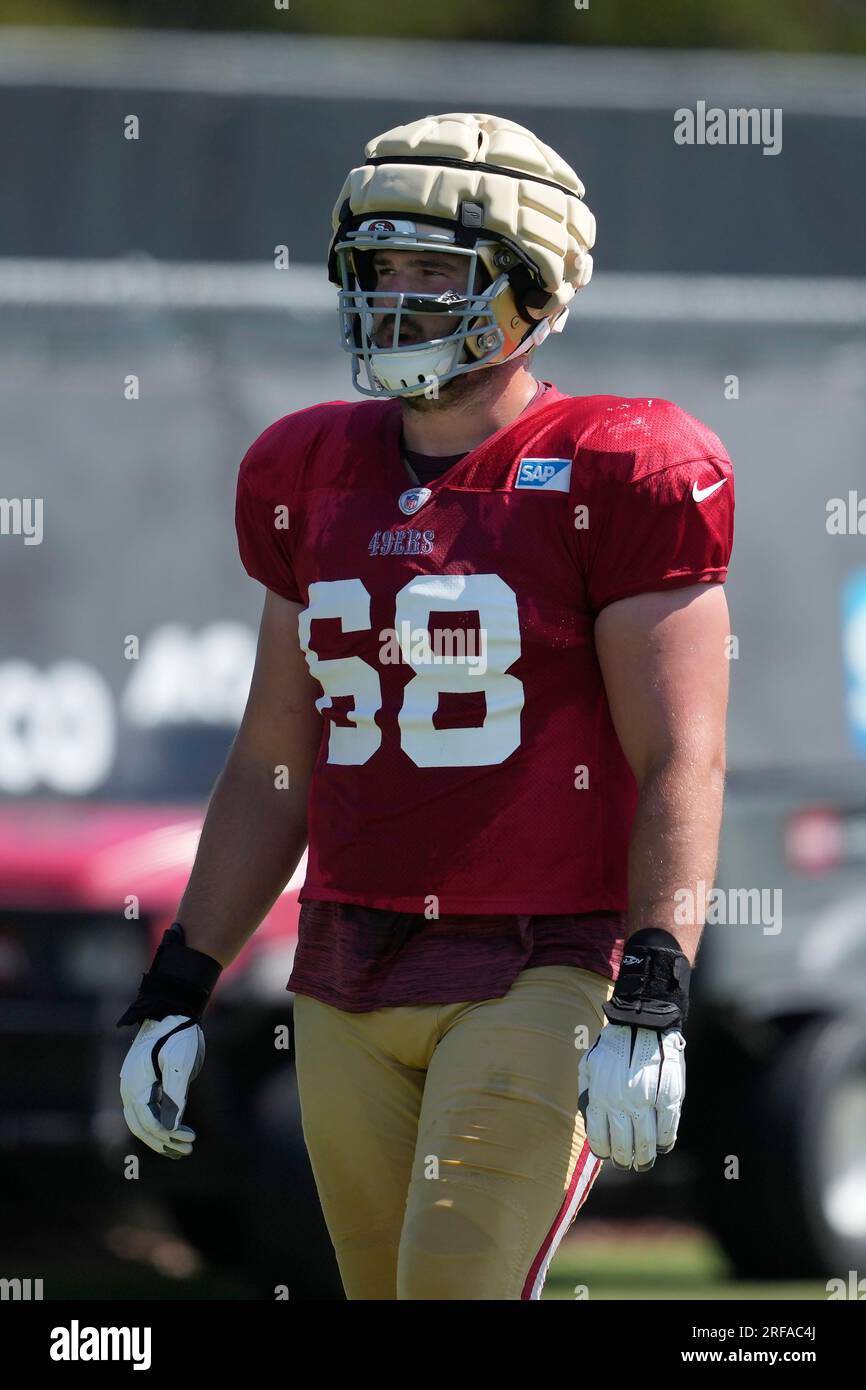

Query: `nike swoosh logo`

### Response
(692, 478, 728, 503)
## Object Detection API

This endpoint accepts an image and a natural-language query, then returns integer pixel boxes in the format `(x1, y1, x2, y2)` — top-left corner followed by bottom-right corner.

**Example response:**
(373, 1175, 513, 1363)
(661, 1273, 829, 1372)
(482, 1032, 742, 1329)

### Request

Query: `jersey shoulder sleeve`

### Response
(234, 400, 352, 602)
(571, 397, 735, 614)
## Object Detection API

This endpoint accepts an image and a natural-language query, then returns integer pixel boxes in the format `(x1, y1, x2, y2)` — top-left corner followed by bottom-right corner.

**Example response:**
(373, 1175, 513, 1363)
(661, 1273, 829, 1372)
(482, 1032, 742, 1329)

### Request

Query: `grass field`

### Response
(7, 1211, 831, 1299)
(543, 1222, 828, 1300)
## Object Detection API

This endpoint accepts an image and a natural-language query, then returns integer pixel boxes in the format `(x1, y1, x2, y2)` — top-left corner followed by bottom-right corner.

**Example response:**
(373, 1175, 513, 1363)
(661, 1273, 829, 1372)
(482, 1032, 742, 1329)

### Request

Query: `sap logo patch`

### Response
(514, 458, 572, 492)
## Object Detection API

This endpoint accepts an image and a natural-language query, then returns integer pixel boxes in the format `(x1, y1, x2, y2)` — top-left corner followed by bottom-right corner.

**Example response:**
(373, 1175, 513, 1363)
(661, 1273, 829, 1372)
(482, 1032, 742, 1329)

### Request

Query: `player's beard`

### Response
(401, 353, 525, 416)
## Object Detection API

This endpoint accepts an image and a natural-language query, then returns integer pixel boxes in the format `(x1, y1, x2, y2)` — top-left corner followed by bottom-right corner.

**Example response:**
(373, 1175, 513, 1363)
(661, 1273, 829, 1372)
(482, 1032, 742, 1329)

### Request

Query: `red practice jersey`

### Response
(235, 382, 734, 921)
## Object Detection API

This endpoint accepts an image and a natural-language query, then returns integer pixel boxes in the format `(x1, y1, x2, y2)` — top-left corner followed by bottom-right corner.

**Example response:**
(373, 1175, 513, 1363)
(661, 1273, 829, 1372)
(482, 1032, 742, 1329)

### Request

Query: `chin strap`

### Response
(603, 927, 692, 1032)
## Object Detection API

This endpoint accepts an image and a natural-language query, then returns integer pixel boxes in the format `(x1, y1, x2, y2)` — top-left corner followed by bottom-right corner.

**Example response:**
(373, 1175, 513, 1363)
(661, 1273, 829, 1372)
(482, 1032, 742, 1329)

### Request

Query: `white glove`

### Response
(120, 1014, 205, 1159)
(578, 1023, 686, 1172)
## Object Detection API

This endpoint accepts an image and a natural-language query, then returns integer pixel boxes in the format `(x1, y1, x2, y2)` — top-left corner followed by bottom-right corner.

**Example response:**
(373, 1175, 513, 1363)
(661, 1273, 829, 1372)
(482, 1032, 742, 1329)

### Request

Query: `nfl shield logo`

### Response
(398, 487, 432, 516)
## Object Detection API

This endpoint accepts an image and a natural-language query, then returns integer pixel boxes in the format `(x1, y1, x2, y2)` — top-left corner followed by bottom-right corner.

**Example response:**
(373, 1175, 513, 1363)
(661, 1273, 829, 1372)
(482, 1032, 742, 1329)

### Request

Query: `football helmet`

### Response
(327, 112, 596, 398)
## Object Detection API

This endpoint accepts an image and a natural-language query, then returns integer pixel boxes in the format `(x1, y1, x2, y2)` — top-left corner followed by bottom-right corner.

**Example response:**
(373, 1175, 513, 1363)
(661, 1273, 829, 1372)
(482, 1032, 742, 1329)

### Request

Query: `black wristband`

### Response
(116, 922, 223, 1027)
(603, 927, 691, 1031)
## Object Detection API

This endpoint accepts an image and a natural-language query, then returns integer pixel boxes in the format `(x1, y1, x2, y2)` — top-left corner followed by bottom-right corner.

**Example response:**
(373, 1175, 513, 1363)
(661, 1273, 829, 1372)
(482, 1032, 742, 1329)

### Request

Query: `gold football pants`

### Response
(292, 963, 615, 1299)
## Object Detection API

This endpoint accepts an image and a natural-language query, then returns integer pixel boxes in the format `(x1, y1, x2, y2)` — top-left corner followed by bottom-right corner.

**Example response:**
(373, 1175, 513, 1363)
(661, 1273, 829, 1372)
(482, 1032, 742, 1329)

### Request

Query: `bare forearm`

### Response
(176, 749, 308, 968)
(625, 754, 726, 966)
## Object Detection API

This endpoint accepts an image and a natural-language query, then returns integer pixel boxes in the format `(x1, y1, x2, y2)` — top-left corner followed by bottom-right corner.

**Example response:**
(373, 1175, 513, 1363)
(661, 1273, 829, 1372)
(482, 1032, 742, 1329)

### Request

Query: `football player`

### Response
(119, 113, 733, 1299)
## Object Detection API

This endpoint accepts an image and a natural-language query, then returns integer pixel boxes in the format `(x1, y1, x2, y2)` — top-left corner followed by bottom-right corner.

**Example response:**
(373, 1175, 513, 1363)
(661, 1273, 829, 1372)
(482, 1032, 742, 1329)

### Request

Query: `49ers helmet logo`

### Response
(367, 219, 396, 233)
